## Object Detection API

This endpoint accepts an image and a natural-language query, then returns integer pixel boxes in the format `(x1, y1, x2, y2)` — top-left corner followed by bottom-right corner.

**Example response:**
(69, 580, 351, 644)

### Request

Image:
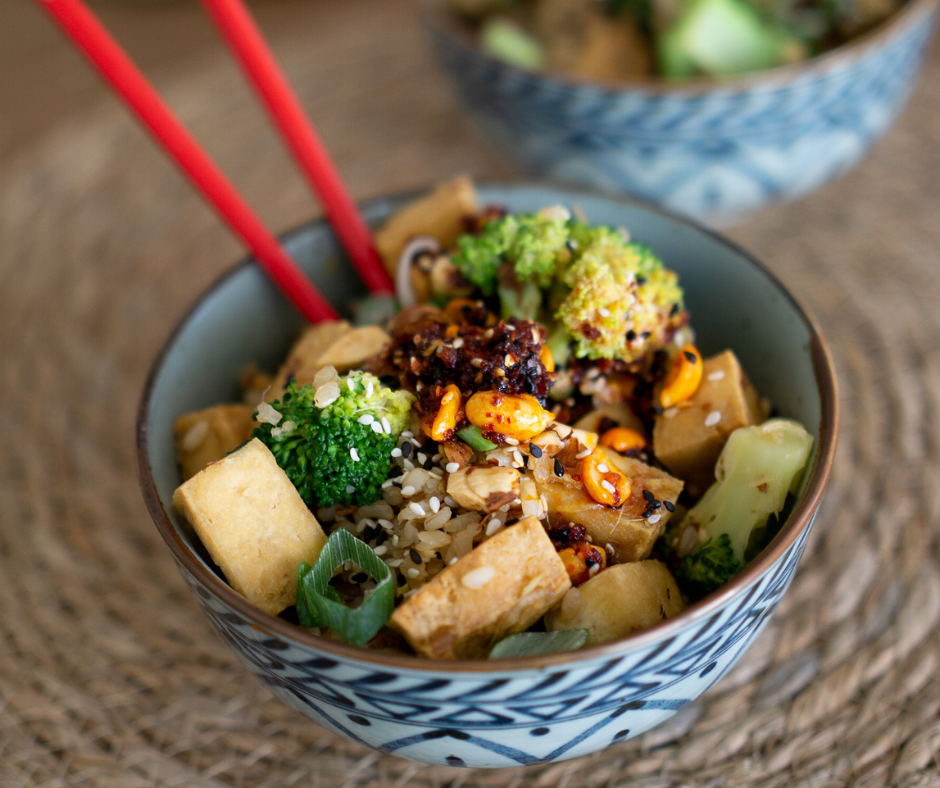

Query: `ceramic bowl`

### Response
(137, 183, 838, 768)
(423, 0, 939, 226)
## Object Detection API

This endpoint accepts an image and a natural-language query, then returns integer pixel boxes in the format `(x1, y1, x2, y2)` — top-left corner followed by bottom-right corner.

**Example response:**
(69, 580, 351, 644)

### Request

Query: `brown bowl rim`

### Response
(421, 0, 939, 94)
(137, 182, 839, 675)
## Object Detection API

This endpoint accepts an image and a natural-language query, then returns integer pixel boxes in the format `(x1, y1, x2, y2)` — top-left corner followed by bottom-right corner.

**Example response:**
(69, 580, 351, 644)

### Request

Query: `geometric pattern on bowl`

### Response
(179, 519, 812, 767)
(428, 0, 939, 225)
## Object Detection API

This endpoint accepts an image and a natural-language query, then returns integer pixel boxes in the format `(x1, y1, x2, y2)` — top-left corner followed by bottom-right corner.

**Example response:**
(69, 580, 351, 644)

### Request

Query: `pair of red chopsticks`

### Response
(37, 0, 395, 323)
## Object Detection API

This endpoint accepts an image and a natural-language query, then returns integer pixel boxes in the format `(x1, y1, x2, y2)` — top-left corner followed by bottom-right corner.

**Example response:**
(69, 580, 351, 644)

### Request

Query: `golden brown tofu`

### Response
(266, 322, 390, 401)
(174, 403, 256, 481)
(389, 515, 571, 659)
(172, 438, 327, 616)
(545, 560, 684, 644)
(535, 448, 683, 564)
(653, 350, 770, 497)
(373, 176, 478, 275)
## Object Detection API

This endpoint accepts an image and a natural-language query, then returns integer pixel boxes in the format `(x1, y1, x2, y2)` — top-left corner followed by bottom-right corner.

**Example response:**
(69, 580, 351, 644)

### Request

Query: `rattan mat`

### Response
(2, 0, 939, 784)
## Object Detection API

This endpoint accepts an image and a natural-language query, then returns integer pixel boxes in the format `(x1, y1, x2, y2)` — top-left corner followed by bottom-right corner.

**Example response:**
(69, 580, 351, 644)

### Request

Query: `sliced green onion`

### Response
(457, 425, 497, 452)
(488, 629, 589, 659)
(296, 529, 395, 646)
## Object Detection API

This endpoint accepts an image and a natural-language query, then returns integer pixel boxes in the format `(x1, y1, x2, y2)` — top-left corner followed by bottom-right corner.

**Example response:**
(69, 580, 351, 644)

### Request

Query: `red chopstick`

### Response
(36, 0, 339, 323)
(200, 0, 394, 295)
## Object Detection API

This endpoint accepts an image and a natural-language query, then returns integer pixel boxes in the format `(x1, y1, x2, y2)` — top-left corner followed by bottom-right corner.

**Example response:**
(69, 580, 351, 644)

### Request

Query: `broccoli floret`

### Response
(675, 418, 814, 599)
(675, 533, 741, 598)
(451, 210, 571, 295)
(556, 232, 686, 363)
(253, 372, 415, 508)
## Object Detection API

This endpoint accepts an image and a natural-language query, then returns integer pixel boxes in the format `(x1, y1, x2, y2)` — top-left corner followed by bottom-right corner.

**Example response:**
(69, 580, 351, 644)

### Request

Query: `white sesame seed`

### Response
(371, 421, 384, 434)
(367, 380, 374, 398)
(648, 513, 662, 524)
(461, 565, 495, 589)
(402, 430, 414, 438)
(601, 480, 616, 494)
(402, 459, 415, 471)
(598, 307, 610, 317)
(401, 485, 416, 497)
(605, 543, 614, 555)
(408, 502, 426, 516)
(350, 448, 360, 462)
(429, 497, 441, 513)
(346, 378, 356, 392)
(391, 447, 402, 458)
(358, 414, 374, 425)
(428, 470, 443, 480)
(504, 437, 520, 446)
(449, 557, 459, 565)
(532, 328, 540, 343)
(471, 358, 483, 367)
(705, 411, 722, 427)
(708, 370, 726, 382)
(499, 503, 511, 512)
(576, 448, 592, 460)
(381, 479, 394, 489)
(406, 567, 421, 579)
(445, 462, 460, 473)
(589, 563, 600, 577)
(444, 495, 459, 508)
(453, 338, 464, 349)
(486, 518, 502, 536)
(374, 545, 388, 556)
(513, 450, 524, 467)
(391, 535, 400, 546)
(417, 452, 428, 464)
(382, 417, 392, 434)
(597, 463, 609, 474)
(378, 519, 394, 530)
(410, 437, 421, 447)
(664, 407, 679, 419)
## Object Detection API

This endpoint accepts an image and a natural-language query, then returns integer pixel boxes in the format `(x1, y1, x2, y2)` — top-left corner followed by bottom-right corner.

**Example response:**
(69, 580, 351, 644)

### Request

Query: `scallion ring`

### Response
(296, 529, 395, 646)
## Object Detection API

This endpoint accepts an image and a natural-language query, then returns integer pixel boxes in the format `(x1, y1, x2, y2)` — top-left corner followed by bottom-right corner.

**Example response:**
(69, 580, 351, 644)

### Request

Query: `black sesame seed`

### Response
(530, 444, 543, 459)
(362, 525, 377, 543)
(522, 454, 530, 467)
(423, 457, 434, 471)
(641, 507, 654, 518)
(651, 406, 664, 415)
(626, 329, 637, 341)
(401, 442, 413, 458)
(663, 500, 675, 512)
(642, 489, 655, 503)
(636, 276, 646, 285)
(554, 459, 564, 478)
(684, 350, 698, 364)
(650, 500, 662, 509)
(397, 572, 407, 586)
(409, 548, 422, 564)
(641, 331, 651, 339)
(670, 303, 680, 316)
(351, 572, 368, 583)
(375, 530, 389, 546)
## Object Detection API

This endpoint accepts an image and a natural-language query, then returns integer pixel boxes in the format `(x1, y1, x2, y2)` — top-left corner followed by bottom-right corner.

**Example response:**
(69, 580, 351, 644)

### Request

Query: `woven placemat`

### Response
(2, 0, 939, 783)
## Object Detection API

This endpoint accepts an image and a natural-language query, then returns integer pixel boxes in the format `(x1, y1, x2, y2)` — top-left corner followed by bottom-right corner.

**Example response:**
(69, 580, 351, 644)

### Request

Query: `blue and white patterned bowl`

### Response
(424, 0, 939, 225)
(137, 183, 838, 768)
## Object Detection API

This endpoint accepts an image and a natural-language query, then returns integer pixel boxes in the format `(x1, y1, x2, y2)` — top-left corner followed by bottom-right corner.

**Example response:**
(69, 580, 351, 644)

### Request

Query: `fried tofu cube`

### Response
(653, 350, 770, 497)
(545, 560, 684, 644)
(390, 515, 571, 659)
(172, 438, 327, 616)
(373, 175, 478, 275)
(266, 321, 390, 401)
(535, 448, 683, 564)
(174, 403, 256, 481)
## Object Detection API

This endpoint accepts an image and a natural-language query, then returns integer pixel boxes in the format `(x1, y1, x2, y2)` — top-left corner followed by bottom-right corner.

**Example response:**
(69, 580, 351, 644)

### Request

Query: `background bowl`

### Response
(137, 183, 837, 768)
(423, 0, 939, 226)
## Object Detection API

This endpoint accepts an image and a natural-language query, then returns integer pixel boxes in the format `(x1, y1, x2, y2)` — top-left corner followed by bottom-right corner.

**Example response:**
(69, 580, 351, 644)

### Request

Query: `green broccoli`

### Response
(253, 372, 415, 508)
(451, 210, 571, 295)
(675, 418, 814, 599)
(657, 0, 807, 78)
(556, 232, 686, 363)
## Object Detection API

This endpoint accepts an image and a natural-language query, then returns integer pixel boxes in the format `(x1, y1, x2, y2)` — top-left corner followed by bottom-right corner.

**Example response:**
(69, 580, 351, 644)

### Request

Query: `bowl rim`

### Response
(137, 180, 839, 674)
(421, 0, 939, 94)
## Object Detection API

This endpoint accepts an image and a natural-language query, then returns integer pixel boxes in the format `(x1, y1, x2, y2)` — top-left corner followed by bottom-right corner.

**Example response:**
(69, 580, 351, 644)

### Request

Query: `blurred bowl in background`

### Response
(423, 0, 939, 226)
